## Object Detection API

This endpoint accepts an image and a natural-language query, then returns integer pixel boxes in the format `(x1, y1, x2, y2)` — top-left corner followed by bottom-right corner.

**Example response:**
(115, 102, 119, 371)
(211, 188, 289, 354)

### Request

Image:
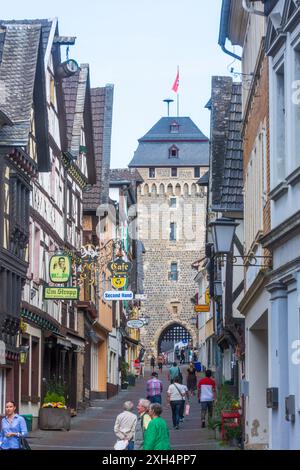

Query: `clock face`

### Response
(66, 59, 79, 73)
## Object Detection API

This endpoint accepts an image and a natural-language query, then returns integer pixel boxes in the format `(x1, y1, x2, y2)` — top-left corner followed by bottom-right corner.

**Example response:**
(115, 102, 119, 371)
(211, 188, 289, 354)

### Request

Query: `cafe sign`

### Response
(108, 258, 132, 276)
(49, 255, 71, 283)
(44, 286, 79, 300)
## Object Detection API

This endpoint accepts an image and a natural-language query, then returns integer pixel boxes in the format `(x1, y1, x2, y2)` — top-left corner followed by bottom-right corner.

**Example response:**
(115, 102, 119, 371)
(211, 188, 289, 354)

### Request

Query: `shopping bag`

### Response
(114, 439, 128, 450)
(185, 403, 190, 416)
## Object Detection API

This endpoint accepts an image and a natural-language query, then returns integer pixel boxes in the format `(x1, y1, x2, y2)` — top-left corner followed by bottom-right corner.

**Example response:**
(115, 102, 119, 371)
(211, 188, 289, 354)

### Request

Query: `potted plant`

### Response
(127, 373, 136, 387)
(224, 424, 242, 447)
(39, 381, 71, 431)
(208, 417, 222, 440)
(120, 360, 129, 389)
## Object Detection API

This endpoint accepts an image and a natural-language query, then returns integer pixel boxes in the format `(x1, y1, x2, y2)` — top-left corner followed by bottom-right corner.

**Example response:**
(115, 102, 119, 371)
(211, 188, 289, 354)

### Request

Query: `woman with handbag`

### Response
(167, 376, 186, 429)
(0, 401, 29, 450)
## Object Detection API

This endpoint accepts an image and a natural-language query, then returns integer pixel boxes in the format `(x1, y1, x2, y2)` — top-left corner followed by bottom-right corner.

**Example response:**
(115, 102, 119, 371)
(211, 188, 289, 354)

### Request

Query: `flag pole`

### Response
(177, 66, 179, 117)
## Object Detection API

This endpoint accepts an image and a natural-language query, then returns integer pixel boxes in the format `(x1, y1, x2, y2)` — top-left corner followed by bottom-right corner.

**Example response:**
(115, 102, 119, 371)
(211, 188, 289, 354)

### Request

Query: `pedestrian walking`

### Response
(150, 354, 155, 373)
(167, 376, 186, 429)
(180, 349, 185, 364)
(135, 399, 151, 450)
(114, 401, 137, 450)
(197, 370, 216, 428)
(186, 362, 197, 396)
(146, 372, 163, 404)
(193, 348, 198, 362)
(168, 362, 182, 384)
(157, 354, 163, 374)
(0, 401, 28, 450)
(143, 403, 171, 450)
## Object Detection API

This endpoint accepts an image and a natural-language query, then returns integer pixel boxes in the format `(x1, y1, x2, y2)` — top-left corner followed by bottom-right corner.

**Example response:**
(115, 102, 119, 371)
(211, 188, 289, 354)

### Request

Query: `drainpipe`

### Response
(242, 0, 265, 16)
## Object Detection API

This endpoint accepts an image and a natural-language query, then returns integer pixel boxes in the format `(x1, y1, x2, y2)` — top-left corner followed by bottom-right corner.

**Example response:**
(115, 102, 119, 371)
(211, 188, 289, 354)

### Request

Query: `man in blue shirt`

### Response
(0, 401, 28, 449)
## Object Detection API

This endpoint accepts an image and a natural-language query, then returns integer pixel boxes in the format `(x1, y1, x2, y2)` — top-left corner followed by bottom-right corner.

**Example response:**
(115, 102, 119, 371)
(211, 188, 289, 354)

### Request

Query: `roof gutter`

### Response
(242, 0, 264, 16)
(218, 0, 242, 61)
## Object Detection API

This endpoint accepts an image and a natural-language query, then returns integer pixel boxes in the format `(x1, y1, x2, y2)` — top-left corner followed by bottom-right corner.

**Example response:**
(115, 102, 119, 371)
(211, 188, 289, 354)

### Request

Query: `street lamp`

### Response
(19, 345, 30, 364)
(209, 217, 239, 255)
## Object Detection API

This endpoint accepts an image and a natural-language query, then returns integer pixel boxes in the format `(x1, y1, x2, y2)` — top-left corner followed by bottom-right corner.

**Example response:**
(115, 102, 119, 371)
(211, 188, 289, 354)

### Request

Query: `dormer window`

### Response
(169, 145, 179, 158)
(170, 121, 179, 133)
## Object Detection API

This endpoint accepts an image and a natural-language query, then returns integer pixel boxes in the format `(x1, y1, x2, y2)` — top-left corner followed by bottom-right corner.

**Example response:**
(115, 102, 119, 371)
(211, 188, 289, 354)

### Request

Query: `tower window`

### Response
(171, 168, 177, 177)
(194, 167, 200, 178)
(170, 122, 179, 133)
(170, 222, 177, 241)
(169, 262, 178, 281)
(169, 197, 177, 208)
(169, 146, 179, 158)
(149, 168, 156, 178)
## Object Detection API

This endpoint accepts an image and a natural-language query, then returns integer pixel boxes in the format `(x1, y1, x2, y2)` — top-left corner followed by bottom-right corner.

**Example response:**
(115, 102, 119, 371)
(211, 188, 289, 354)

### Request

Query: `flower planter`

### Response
(121, 382, 128, 390)
(39, 408, 71, 431)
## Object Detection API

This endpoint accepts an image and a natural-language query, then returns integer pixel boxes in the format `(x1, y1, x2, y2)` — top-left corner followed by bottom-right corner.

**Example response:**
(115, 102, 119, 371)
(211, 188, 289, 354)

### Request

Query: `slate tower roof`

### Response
(129, 116, 209, 167)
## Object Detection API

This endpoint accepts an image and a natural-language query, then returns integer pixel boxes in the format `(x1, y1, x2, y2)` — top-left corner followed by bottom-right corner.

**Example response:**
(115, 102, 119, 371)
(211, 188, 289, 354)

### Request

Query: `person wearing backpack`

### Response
(134, 399, 151, 450)
(168, 362, 182, 384)
(167, 376, 186, 429)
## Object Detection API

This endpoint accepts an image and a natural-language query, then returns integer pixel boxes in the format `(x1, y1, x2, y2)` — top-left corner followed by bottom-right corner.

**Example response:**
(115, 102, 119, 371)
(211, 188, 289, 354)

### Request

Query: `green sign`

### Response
(49, 255, 71, 283)
(44, 286, 79, 300)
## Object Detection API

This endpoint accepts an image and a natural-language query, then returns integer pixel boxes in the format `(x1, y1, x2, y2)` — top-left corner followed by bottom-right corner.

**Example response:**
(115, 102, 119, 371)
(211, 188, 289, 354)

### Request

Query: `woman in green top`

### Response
(143, 403, 171, 450)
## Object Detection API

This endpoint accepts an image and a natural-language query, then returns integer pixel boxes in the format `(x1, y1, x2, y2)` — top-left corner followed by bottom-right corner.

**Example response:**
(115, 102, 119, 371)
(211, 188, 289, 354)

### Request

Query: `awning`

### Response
(56, 337, 72, 349)
(66, 334, 86, 348)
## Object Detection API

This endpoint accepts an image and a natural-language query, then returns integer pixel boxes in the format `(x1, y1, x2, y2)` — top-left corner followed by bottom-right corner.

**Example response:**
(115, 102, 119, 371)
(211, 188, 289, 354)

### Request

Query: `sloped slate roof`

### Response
(83, 85, 114, 211)
(0, 23, 42, 145)
(109, 168, 143, 184)
(129, 117, 209, 168)
(220, 83, 243, 211)
(210, 77, 243, 212)
(139, 116, 208, 142)
(0, 18, 53, 55)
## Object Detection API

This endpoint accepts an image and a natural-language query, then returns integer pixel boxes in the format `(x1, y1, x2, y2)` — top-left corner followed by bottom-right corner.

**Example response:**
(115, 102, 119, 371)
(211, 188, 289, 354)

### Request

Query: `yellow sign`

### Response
(194, 304, 210, 313)
(111, 277, 127, 289)
(49, 255, 71, 283)
(205, 288, 210, 305)
(44, 287, 79, 300)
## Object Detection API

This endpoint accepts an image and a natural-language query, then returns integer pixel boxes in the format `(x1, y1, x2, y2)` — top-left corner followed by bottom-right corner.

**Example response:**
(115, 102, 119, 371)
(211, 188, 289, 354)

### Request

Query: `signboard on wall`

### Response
(49, 255, 71, 283)
(103, 291, 133, 301)
(194, 304, 210, 313)
(44, 286, 79, 300)
(127, 320, 144, 329)
(111, 277, 127, 289)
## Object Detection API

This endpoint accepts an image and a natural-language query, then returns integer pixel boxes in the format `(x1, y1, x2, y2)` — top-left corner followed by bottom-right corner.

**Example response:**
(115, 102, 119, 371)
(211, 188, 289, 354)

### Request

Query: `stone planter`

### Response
(39, 408, 71, 431)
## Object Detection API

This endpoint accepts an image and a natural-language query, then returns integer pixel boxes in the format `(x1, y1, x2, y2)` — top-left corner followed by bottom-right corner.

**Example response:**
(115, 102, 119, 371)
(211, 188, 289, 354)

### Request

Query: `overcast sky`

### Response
(1, 0, 241, 168)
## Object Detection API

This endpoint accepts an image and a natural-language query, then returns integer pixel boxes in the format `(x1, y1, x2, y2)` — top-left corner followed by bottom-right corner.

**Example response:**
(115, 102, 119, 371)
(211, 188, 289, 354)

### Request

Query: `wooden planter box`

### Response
(39, 408, 71, 431)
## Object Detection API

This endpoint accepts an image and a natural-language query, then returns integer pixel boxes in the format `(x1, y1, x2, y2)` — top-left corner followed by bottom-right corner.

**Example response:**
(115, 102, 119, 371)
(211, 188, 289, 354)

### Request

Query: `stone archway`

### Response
(153, 319, 197, 356)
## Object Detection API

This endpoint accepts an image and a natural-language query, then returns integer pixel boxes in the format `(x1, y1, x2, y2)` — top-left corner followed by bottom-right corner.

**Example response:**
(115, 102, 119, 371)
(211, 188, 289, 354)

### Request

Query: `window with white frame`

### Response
(272, 62, 286, 187)
(244, 132, 264, 253)
(169, 197, 177, 208)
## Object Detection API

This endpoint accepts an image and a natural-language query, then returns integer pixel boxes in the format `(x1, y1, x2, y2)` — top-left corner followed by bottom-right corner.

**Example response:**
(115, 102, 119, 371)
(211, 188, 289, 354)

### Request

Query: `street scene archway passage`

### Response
(158, 323, 192, 355)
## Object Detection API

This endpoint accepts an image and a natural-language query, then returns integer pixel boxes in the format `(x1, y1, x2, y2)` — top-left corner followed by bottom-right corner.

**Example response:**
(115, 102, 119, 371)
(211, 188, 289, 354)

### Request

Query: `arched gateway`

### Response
(158, 323, 192, 354)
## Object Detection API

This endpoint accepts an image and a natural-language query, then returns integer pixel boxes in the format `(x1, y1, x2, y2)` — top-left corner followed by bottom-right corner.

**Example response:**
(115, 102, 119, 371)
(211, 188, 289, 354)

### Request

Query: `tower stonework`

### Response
(129, 117, 209, 357)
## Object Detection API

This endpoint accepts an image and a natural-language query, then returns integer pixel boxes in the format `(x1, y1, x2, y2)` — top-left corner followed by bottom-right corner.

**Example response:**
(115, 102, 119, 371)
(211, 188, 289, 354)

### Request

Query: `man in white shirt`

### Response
(114, 401, 137, 450)
(167, 375, 186, 429)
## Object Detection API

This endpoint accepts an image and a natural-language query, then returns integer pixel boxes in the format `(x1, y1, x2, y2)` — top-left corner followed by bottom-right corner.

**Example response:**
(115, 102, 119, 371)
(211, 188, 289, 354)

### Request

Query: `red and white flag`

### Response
(172, 69, 179, 93)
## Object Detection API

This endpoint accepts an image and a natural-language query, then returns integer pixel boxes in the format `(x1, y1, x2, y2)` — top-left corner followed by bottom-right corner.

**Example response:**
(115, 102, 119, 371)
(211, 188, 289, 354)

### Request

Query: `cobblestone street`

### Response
(29, 368, 222, 451)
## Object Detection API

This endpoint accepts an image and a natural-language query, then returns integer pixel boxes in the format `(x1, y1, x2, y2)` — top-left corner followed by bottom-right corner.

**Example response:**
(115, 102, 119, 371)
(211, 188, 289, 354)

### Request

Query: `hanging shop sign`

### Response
(111, 276, 127, 289)
(108, 258, 132, 276)
(127, 320, 145, 329)
(205, 288, 210, 305)
(194, 304, 210, 313)
(44, 286, 79, 300)
(103, 291, 133, 301)
(49, 255, 71, 283)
